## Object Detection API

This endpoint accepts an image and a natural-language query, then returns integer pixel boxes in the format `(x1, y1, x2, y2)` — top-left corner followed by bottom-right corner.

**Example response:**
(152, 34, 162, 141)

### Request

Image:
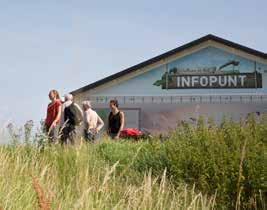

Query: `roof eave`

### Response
(71, 34, 267, 95)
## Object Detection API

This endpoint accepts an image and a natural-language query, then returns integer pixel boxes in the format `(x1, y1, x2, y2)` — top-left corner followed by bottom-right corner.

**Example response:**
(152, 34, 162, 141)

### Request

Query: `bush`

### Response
(165, 115, 267, 209)
(97, 115, 267, 209)
(97, 139, 169, 178)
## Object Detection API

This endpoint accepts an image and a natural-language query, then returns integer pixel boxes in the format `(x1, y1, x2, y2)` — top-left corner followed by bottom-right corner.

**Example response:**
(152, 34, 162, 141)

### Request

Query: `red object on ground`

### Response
(120, 128, 142, 138)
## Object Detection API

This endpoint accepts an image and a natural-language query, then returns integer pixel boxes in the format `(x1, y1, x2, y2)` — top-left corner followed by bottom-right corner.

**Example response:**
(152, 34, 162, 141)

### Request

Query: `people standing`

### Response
(60, 93, 83, 144)
(107, 99, 125, 139)
(82, 101, 104, 142)
(45, 90, 62, 143)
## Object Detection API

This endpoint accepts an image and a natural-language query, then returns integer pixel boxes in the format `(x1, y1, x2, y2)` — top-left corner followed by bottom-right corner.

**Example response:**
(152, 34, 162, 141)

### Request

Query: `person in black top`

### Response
(108, 99, 125, 139)
(60, 94, 83, 144)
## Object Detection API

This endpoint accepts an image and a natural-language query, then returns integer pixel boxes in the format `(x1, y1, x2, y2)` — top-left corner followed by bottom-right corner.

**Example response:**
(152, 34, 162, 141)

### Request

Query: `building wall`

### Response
(74, 46, 267, 133)
(79, 101, 266, 134)
(92, 47, 267, 96)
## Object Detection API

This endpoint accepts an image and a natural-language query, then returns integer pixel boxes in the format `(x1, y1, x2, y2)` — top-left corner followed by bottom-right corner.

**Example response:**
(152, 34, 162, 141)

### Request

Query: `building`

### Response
(71, 34, 267, 134)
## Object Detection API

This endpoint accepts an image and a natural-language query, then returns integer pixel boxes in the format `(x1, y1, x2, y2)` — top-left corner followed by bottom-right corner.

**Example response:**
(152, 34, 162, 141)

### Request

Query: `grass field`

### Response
(0, 115, 266, 209)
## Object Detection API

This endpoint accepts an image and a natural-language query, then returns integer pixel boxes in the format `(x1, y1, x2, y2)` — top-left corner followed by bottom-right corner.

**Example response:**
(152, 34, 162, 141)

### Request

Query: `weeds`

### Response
(1, 115, 266, 209)
(32, 175, 51, 210)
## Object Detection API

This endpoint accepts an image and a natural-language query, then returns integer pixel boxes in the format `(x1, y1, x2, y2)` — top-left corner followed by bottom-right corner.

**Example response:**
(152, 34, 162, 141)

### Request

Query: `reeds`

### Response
(0, 143, 215, 210)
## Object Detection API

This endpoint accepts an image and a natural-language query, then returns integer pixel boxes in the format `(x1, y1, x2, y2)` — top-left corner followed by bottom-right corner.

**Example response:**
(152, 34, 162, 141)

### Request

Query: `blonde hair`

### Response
(49, 90, 60, 99)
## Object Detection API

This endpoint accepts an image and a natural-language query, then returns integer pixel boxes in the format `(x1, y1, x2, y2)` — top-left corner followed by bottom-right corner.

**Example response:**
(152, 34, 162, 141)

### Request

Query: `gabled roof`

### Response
(71, 34, 267, 95)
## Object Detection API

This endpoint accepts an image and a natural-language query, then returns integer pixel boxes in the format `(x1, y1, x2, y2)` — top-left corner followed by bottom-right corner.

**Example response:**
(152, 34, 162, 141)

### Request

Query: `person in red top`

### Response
(45, 89, 62, 142)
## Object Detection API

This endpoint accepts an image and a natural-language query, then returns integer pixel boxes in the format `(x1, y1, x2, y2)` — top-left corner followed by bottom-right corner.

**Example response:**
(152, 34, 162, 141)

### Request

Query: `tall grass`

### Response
(1, 114, 266, 209)
(96, 115, 267, 209)
(0, 143, 215, 210)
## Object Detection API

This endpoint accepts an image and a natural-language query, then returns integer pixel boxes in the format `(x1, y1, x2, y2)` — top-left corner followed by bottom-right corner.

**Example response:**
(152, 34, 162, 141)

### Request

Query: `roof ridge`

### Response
(71, 34, 267, 95)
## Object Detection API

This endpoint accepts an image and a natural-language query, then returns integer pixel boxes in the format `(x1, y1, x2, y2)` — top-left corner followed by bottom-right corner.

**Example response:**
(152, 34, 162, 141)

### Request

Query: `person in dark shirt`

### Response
(107, 99, 125, 139)
(60, 94, 83, 145)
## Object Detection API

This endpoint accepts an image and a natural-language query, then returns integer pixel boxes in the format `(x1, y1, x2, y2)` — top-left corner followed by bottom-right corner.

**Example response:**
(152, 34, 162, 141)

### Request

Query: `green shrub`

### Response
(166, 115, 267, 209)
(97, 115, 267, 209)
(97, 139, 169, 178)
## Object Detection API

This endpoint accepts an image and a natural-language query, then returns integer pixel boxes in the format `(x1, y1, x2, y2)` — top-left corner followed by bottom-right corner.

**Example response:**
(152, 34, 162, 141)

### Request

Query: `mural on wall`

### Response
(139, 103, 266, 133)
(153, 63, 262, 89)
(87, 47, 267, 133)
(94, 46, 267, 96)
(153, 49, 263, 89)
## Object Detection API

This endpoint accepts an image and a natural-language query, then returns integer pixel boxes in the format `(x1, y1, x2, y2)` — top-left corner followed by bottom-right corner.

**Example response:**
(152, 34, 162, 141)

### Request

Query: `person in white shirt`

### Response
(82, 100, 104, 142)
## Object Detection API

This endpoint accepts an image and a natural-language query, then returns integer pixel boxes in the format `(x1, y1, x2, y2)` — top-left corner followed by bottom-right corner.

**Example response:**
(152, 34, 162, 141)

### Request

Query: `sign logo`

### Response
(154, 60, 262, 89)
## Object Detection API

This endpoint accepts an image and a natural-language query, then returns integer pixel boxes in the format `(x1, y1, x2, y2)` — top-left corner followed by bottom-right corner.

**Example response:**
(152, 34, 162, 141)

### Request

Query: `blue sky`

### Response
(0, 0, 267, 127)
